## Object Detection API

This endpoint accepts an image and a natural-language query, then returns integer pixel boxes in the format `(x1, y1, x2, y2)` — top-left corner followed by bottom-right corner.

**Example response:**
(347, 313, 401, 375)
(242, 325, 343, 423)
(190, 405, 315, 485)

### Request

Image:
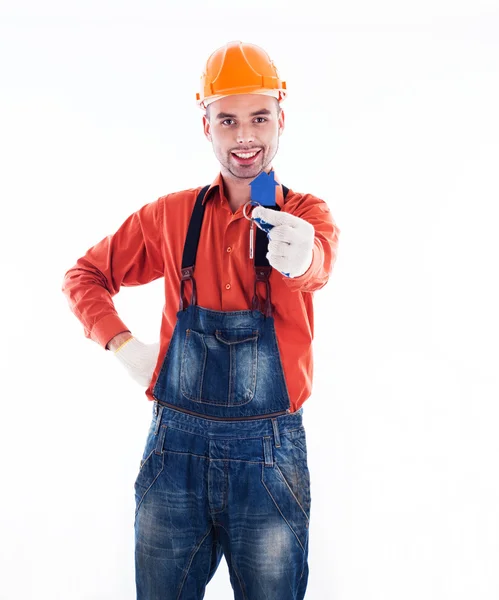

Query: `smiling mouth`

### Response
(231, 149, 262, 164)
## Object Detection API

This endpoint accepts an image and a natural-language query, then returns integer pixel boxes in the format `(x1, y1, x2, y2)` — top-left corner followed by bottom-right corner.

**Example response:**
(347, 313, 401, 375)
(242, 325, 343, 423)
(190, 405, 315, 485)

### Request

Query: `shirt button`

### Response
(225, 283, 231, 290)
(226, 246, 232, 253)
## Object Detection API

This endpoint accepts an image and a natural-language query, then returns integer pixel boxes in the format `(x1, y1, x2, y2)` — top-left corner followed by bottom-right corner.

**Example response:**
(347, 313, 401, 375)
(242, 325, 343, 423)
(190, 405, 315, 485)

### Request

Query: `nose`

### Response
(236, 124, 255, 145)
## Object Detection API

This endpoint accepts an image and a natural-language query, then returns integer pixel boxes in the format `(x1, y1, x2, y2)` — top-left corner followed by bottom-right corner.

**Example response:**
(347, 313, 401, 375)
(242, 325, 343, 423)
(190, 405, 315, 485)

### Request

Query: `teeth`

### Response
(234, 150, 259, 159)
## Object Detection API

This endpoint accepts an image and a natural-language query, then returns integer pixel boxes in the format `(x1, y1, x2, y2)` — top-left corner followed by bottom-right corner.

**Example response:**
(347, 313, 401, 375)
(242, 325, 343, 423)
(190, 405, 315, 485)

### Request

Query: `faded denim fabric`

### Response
(152, 304, 291, 419)
(134, 261, 312, 598)
(134, 401, 311, 599)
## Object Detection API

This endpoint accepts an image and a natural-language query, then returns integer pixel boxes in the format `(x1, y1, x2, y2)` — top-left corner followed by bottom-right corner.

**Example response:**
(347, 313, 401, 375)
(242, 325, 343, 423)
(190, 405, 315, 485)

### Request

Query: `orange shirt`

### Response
(61, 172, 340, 412)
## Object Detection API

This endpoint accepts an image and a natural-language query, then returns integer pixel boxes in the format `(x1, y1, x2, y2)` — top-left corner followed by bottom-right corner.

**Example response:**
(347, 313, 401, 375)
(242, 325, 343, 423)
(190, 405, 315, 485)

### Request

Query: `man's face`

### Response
(203, 93, 285, 180)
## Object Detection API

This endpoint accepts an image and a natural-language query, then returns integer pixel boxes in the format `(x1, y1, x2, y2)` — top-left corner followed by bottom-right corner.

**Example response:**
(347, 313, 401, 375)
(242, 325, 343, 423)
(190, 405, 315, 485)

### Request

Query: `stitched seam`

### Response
(274, 463, 310, 523)
(250, 330, 258, 400)
(228, 341, 233, 405)
(199, 333, 207, 400)
(261, 463, 305, 553)
(209, 454, 228, 515)
(143, 447, 267, 464)
(134, 452, 165, 517)
(299, 536, 308, 582)
(212, 522, 247, 600)
(138, 448, 155, 471)
(163, 423, 304, 440)
(215, 330, 258, 344)
(176, 525, 214, 600)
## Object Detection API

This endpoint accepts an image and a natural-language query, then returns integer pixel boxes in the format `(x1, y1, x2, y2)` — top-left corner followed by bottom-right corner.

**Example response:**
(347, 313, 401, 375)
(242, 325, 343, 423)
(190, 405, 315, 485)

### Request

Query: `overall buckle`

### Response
(252, 266, 273, 317)
(179, 266, 196, 311)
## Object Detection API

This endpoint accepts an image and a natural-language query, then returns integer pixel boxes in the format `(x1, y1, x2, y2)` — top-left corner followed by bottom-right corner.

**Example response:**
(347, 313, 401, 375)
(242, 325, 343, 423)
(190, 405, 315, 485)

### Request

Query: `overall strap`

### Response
(179, 183, 290, 314)
(252, 184, 289, 316)
(179, 185, 210, 311)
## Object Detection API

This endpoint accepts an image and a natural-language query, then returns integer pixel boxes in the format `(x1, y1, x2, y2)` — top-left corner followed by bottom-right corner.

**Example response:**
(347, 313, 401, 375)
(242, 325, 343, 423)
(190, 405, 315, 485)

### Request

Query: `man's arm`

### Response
(106, 330, 133, 352)
(62, 198, 165, 350)
(279, 194, 340, 293)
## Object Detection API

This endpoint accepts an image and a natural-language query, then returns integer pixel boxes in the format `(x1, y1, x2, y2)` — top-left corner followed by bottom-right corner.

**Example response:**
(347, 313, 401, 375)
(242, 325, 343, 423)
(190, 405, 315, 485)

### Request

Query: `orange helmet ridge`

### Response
(196, 41, 287, 109)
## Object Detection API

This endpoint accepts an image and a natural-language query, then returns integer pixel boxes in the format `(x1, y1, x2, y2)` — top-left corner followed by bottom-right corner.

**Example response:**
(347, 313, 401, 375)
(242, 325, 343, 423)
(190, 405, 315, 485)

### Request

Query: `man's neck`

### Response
(221, 167, 273, 213)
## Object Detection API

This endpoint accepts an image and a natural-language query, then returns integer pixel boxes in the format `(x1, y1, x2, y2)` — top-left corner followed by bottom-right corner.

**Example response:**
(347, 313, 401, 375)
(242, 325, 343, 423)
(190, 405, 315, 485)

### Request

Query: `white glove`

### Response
(114, 336, 160, 387)
(251, 206, 315, 278)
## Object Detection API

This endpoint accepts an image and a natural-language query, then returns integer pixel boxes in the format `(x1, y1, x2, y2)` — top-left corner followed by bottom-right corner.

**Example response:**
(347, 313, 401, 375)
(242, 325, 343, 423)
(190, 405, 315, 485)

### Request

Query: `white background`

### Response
(1, 0, 498, 598)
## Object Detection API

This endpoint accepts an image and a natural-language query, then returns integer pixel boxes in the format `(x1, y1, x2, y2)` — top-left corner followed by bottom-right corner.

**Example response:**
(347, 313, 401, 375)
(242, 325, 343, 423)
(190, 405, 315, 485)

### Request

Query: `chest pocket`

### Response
(180, 328, 259, 406)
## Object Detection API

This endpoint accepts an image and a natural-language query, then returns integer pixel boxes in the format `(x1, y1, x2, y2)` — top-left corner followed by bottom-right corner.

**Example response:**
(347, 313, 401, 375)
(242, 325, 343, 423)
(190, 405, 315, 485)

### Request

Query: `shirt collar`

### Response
(202, 171, 285, 209)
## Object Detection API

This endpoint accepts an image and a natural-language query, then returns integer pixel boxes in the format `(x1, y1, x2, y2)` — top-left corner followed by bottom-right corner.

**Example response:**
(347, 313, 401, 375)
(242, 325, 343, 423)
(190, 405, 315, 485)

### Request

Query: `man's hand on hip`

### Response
(113, 336, 160, 388)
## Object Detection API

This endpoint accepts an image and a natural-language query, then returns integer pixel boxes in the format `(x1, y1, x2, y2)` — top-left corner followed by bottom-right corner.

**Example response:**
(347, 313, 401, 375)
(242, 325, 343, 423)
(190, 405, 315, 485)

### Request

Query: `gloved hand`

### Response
(114, 336, 160, 387)
(251, 206, 315, 278)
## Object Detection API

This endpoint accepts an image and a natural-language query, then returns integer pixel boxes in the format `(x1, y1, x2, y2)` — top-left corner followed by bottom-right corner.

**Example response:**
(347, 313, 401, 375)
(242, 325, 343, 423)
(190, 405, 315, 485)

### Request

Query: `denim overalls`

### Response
(134, 185, 311, 599)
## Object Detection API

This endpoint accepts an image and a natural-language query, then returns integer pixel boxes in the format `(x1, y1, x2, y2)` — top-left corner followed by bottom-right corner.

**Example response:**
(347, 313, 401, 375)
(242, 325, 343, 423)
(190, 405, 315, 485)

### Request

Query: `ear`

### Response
(203, 115, 212, 141)
(278, 109, 285, 137)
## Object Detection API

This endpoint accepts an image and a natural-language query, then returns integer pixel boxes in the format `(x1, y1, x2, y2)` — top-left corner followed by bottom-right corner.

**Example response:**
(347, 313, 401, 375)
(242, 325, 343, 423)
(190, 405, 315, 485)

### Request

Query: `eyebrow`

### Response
(215, 108, 273, 119)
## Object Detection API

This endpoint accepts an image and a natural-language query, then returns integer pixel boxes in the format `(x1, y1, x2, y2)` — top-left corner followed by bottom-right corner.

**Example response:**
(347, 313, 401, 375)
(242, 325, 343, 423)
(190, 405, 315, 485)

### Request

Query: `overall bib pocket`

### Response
(180, 328, 259, 406)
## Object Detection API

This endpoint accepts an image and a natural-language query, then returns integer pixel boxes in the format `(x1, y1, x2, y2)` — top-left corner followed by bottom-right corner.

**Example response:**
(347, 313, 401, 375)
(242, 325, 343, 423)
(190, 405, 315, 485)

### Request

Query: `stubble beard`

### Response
(223, 142, 279, 180)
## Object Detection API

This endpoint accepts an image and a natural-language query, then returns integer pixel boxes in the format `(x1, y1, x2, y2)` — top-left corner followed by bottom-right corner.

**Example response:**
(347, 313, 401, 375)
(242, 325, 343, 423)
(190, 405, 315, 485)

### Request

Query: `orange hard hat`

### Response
(196, 41, 287, 110)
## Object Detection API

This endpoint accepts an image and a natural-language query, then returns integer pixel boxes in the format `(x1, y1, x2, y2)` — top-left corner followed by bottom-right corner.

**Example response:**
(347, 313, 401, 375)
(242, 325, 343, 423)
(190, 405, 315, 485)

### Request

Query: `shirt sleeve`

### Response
(280, 194, 340, 293)
(61, 198, 165, 350)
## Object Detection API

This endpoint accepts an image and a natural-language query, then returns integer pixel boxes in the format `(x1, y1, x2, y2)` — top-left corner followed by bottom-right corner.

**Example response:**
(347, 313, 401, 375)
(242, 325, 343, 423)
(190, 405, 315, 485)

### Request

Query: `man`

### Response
(62, 40, 340, 600)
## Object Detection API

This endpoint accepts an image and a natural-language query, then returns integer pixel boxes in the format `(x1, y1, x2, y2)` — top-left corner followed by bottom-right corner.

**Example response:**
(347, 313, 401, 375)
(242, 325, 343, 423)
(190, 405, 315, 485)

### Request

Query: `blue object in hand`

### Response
(252, 215, 289, 276)
(249, 171, 279, 207)
(252, 216, 274, 235)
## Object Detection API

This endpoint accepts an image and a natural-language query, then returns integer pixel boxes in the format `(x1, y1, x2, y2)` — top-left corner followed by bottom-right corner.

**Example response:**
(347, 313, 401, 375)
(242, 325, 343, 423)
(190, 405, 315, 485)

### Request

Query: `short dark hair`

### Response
(205, 97, 281, 120)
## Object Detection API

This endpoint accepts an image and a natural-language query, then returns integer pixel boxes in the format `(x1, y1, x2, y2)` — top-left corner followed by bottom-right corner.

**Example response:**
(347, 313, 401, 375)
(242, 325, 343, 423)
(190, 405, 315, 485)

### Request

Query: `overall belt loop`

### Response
(154, 405, 164, 436)
(263, 436, 274, 467)
(271, 418, 281, 448)
(155, 424, 167, 455)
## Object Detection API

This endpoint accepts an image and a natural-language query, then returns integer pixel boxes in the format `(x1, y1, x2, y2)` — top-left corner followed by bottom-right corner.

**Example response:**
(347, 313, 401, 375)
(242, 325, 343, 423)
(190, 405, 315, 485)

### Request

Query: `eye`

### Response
(255, 117, 267, 123)
(221, 119, 235, 126)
